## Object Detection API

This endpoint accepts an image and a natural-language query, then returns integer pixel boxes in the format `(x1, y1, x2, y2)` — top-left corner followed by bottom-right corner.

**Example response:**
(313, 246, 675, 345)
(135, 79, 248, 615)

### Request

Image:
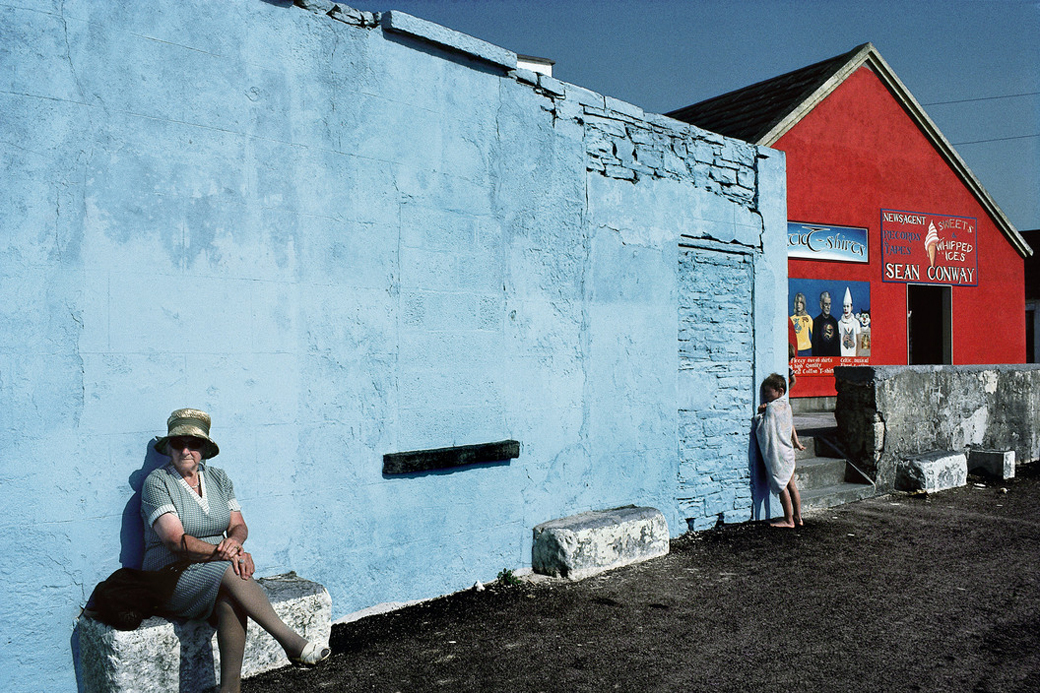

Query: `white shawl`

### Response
(753, 397, 796, 494)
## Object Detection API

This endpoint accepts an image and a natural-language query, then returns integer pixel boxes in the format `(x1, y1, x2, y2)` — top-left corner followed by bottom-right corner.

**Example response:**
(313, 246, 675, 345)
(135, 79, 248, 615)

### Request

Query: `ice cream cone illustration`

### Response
(924, 221, 939, 267)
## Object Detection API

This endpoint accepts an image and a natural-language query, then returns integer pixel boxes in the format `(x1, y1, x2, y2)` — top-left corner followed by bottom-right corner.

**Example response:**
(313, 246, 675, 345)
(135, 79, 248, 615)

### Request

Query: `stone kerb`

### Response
(968, 449, 1015, 480)
(532, 506, 669, 581)
(896, 451, 968, 493)
(76, 574, 331, 693)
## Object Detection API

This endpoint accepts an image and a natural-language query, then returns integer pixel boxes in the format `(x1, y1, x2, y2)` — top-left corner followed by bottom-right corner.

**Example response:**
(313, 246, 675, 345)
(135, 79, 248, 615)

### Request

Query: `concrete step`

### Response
(795, 435, 818, 459)
(800, 481, 877, 512)
(795, 431, 843, 459)
(794, 456, 848, 490)
(788, 430, 876, 512)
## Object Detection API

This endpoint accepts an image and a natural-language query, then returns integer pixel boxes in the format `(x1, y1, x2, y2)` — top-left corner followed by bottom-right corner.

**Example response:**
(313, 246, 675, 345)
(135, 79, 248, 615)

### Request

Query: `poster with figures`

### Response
(789, 278, 871, 378)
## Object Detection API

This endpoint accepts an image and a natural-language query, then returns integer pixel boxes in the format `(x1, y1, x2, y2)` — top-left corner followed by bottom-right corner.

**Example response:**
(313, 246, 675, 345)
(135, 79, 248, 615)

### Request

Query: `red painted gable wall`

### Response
(776, 66, 1025, 398)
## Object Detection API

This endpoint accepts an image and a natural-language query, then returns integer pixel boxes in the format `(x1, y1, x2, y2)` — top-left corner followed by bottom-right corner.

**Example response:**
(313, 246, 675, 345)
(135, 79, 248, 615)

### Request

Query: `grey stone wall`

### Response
(834, 365, 1040, 489)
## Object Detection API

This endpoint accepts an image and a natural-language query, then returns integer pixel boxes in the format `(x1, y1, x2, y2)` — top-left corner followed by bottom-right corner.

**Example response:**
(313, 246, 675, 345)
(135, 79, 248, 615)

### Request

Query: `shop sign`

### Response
(788, 222, 869, 263)
(881, 209, 978, 286)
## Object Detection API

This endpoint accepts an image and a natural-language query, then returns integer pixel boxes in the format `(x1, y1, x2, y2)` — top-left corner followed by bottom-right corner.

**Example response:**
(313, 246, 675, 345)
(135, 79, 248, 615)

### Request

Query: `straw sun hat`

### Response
(154, 408, 220, 459)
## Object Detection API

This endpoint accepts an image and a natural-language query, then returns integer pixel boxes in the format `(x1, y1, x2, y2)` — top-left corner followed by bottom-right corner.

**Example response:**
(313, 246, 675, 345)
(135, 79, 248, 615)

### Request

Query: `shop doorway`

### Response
(1027, 308, 1036, 363)
(907, 284, 951, 364)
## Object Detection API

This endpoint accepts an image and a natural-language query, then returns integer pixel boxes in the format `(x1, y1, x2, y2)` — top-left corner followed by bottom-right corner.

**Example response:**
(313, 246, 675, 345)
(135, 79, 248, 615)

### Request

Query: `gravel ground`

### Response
(244, 464, 1040, 693)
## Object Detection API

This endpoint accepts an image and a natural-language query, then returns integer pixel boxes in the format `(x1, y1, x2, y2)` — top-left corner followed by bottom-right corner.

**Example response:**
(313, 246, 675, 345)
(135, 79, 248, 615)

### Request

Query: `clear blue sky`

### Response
(351, 0, 1039, 233)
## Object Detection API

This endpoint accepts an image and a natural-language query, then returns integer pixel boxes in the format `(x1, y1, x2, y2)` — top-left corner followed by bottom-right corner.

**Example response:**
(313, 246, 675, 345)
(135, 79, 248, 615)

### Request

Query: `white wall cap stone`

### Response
(565, 84, 605, 109)
(381, 11, 516, 71)
(604, 95, 644, 120)
(536, 74, 566, 98)
(509, 67, 540, 87)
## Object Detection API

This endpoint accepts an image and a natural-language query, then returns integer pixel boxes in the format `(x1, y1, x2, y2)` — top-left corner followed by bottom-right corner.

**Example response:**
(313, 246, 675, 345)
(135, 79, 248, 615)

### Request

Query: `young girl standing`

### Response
(754, 373, 804, 528)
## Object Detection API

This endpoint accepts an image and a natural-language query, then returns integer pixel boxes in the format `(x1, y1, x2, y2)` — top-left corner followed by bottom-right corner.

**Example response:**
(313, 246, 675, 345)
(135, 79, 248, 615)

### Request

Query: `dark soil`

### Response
(245, 465, 1040, 693)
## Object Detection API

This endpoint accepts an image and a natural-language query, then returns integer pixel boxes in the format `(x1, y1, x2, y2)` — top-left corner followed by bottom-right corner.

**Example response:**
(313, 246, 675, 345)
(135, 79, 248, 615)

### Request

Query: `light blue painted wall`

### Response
(0, 1, 786, 690)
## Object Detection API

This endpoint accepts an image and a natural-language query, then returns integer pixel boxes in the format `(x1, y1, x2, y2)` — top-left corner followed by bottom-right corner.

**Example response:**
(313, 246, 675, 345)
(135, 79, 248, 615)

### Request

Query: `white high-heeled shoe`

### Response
(290, 641, 331, 667)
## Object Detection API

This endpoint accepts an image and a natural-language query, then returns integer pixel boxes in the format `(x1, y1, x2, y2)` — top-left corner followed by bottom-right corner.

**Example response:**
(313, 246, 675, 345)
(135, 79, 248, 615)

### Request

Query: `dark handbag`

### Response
(85, 563, 185, 630)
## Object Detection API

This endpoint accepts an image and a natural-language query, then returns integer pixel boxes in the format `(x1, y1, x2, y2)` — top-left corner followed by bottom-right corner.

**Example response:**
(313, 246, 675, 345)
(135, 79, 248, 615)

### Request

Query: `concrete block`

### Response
(532, 506, 669, 580)
(968, 449, 1015, 480)
(564, 83, 604, 108)
(76, 573, 331, 693)
(896, 451, 967, 493)
(604, 164, 636, 181)
(834, 366, 1040, 489)
(537, 74, 566, 98)
(604, 95, 644, 120)
(294, 0, 336, 13)
(509, 67, 539, 86)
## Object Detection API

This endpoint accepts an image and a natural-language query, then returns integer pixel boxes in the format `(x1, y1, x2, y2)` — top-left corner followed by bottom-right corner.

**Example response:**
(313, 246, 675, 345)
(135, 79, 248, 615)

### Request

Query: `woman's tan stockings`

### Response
(214, 568, 309, 691)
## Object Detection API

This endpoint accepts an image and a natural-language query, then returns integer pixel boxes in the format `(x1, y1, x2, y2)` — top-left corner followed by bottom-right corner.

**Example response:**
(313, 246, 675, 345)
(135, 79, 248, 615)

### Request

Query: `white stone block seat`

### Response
(532, 506, 669, 581)
(76, 572, 331, 693)
(896, 451, 968, 493)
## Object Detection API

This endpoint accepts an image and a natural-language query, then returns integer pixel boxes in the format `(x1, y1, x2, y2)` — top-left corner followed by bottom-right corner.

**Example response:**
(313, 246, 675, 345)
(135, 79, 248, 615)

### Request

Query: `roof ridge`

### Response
(666, 44, 868, 143)
(669, 43, 867, 115)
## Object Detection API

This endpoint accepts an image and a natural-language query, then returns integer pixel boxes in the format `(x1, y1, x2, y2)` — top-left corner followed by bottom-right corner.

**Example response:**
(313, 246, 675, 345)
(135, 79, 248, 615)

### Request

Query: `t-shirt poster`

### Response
(788, 222, 869, 263)
(789, 278, 871, 378)
(881, 209, 978, 286)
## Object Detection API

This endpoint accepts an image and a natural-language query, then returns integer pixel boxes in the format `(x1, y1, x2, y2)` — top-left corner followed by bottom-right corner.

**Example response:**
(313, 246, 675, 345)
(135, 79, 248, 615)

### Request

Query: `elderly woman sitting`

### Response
(142, 408, 329, 692)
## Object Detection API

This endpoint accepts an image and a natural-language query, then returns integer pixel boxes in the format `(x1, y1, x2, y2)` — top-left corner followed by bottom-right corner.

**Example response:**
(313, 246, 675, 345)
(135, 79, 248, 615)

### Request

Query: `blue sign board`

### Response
(788, 222, 869, 263)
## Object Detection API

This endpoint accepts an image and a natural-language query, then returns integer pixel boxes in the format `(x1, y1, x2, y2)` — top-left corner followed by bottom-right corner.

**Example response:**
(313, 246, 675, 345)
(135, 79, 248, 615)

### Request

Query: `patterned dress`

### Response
(140, 462, 241, 620)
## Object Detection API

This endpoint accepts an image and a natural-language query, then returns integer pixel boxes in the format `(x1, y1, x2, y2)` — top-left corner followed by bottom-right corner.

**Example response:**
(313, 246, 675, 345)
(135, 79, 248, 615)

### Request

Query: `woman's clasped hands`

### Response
(215, 538, 254, 579)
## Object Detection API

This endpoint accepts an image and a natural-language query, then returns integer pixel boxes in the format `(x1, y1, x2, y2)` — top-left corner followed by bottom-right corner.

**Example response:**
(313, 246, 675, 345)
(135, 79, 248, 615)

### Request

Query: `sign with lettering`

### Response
(788, 222, 869, 263)
(881, 209, 978, 286)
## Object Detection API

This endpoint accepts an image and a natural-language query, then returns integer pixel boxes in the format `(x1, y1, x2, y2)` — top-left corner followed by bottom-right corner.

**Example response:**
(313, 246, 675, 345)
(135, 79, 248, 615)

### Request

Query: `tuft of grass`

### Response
(496, 568, 522, 588)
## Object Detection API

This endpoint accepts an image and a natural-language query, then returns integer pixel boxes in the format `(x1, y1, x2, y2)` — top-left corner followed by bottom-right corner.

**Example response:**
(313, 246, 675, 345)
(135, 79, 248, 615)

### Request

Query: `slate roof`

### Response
(666, 44, 1032, 258)
(666, 44, 867, 144)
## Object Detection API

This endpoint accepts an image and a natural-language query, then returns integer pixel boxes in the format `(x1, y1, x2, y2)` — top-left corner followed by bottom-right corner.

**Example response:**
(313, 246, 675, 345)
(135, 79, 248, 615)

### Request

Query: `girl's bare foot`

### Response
(770, 519, 796, 528)
(795, 517, 803, 527)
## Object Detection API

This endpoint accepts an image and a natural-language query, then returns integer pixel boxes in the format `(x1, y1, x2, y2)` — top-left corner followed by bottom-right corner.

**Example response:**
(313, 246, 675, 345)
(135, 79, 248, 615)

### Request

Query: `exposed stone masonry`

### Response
(519, 69, 760, 209)
(295, 1, 761, 214)
(677, 248, 755, 529)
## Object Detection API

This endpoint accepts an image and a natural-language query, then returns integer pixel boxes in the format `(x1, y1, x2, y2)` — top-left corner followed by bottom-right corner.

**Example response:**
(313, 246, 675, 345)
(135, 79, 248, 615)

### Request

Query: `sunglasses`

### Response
(169, 437, 205, 451)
